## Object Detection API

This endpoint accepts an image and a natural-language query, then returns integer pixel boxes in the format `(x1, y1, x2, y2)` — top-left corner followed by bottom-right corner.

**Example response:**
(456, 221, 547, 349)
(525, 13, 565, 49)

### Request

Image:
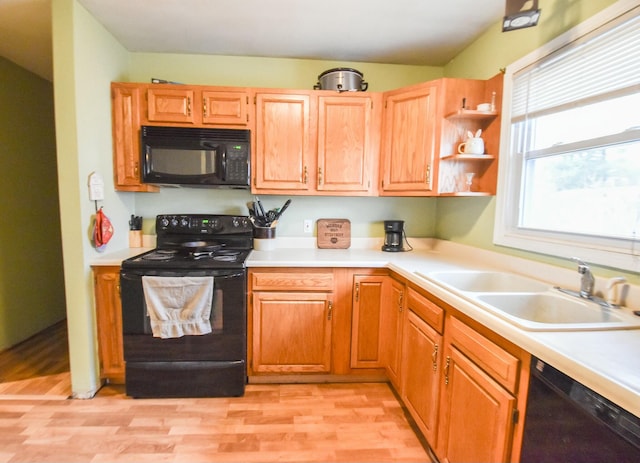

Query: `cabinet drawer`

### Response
(251, 271, 334, 291)
(448, 316, 519, 393)
(407, 288, 444, 333)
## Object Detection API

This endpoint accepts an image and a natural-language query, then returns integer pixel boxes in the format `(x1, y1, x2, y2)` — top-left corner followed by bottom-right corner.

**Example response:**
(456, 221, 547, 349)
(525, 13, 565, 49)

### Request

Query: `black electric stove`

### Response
(119, 214, 252, 398)
(122, 214, 253, 270)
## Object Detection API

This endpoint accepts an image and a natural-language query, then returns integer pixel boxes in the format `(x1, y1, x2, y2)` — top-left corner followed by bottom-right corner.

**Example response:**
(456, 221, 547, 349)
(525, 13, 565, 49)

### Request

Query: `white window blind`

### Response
(511, 11, 640, 122)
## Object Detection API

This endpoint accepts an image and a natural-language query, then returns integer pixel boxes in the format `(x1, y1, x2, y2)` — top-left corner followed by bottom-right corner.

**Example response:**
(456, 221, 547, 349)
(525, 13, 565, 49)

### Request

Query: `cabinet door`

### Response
(202, 90, 249, 125)
(253, 92, 314, 192)
(252, 291, 332, 373)
(385, 277, 405, 388)
(401, 310, 442, 445)
(316, 95, 378, 194)
(437, 345, 516, 463)
(146, 87, 196, 124)
(380, 83, 439, 194)
(111, 84, 157, 192)
(93, 267, 125, 383)
(350, 275, 390, 368)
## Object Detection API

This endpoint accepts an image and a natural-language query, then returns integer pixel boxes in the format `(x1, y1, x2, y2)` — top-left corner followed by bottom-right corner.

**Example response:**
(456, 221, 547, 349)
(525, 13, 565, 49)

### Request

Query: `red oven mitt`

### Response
(93, 207, 114, 251)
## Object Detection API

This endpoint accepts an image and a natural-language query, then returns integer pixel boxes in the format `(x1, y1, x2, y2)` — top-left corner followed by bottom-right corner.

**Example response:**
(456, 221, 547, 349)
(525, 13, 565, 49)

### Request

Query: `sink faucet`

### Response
(573, 257, 595, 298)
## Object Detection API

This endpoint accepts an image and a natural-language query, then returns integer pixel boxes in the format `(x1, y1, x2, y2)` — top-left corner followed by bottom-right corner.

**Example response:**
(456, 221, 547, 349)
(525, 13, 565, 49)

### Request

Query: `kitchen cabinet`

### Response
(252, 91, 315, 193)
(145, 85, 250, 126)
(380, 81, 439, 195)
(437, 73, 504, 196)
(92, 266, 125, 383)
(380, 75, 504, 196)
(350, 274, 392, 369)
(111, 83, 158, 192)
(252, 90, 381, 195)
(316, 93, 380, 194)
(400, 287, 444, 445)
(385, 277, 405, 389)
(249, 269, 334, 374)
(436, 315, 525, 463)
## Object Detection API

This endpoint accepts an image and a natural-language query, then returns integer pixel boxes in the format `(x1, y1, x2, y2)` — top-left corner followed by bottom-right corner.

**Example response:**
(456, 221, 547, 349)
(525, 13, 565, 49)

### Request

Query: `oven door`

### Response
(120, 268, 246, 362)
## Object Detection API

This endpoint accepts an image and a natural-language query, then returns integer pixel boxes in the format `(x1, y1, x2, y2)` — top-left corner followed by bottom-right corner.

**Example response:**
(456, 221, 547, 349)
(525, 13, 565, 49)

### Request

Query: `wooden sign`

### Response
(317, 219, 351, 249)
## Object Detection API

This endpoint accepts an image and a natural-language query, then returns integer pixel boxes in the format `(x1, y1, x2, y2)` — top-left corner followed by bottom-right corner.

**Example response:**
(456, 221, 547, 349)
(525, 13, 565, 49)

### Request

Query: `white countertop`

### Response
(92, 237, 640, 417)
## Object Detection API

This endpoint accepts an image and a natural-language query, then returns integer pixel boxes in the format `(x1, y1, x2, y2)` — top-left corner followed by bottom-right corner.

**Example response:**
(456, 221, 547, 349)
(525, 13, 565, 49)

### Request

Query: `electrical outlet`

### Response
(303, 219, 313, 233)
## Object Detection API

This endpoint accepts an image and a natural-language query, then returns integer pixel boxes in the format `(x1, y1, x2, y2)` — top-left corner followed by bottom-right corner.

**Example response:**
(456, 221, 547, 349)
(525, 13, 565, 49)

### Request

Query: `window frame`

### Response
(494, 0, 640, 272)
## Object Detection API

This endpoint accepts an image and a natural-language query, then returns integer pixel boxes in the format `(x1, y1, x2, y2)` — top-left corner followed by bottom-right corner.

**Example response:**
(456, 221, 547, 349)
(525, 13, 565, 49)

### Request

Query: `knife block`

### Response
(129, 230, 143, 248)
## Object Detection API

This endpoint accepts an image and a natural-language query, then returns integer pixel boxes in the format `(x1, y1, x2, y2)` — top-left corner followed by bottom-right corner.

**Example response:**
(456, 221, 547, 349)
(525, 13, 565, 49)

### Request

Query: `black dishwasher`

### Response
(521, 357, 640, 462)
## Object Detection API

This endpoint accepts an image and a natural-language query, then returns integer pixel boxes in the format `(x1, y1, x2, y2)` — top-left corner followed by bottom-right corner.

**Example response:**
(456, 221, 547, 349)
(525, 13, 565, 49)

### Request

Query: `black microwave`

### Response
(141, 125, 250, 188)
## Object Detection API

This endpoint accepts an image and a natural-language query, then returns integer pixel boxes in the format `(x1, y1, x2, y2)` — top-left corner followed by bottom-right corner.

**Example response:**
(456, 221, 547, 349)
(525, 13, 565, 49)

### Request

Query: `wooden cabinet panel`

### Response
(380, 82, 439, 195)
(437, 345, 516, 463)
(402, 310, 442, 445)
(252, 292, 332, 373)
(251, 271, 333, 292)
(385, 277, 405, 388)
(316, 94, 379, 194)
(146, 87, 196, 124)
(111, 84, 157, 192)
(407, 287, 444, 333)
(253, 92, 314, 192)
(92, 266, 124, 383)
(448, 316, 520, 393)
(350, 275, 388, 368)
(202, 90, 248, 125)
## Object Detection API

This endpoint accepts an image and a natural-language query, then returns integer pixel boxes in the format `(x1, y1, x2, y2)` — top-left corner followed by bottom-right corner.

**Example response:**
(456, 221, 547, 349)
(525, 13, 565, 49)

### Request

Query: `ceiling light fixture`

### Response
(502, 0, 541, 32)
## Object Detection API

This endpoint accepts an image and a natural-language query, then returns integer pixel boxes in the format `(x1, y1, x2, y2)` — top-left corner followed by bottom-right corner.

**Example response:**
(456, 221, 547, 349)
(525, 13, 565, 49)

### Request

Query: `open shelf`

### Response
(446, 109, 498, 120)
(441, 153, 496, 161)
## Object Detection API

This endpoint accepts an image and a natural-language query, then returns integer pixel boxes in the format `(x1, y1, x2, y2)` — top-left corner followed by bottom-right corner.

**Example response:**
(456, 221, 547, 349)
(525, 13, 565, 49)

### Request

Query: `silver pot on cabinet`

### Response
(314, 68, 368, 92)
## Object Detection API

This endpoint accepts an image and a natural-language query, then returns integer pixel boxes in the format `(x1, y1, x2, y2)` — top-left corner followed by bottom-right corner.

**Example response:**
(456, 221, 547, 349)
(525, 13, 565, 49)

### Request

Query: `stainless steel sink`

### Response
(475, 292, 640, 331)
(417, 270, 550, 293)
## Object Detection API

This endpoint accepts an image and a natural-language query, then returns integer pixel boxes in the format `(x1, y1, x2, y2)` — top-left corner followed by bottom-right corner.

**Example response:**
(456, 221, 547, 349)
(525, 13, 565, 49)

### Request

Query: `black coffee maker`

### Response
(382, 220, 405, 252)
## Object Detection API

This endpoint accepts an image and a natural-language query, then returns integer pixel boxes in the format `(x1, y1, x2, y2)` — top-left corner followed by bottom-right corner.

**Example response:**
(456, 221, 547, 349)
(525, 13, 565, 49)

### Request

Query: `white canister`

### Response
(458, 137, 485, 155)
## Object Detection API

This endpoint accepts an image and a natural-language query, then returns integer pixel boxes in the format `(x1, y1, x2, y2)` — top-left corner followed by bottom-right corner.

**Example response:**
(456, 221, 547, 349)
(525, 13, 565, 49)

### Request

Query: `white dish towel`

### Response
(142, 276, 214, 338)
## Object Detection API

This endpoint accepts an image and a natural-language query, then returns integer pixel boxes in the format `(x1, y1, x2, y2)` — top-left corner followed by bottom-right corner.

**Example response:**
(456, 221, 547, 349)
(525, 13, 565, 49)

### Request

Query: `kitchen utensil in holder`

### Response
(253, 226, 276, 251)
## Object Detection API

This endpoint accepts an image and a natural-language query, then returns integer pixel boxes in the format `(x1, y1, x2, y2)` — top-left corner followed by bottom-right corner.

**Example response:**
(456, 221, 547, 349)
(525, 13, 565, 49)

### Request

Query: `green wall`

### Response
(53, 0, 132, 396)
(0, 56, 66, 351)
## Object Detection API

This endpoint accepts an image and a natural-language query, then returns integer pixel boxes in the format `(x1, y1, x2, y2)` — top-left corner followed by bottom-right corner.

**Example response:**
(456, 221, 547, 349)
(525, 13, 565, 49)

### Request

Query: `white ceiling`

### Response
(0, 0, 507, 82)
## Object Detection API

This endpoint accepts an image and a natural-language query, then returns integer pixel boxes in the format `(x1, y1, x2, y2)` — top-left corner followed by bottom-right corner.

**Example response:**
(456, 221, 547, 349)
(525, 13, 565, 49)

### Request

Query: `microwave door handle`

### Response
(220, 145, 227, 181)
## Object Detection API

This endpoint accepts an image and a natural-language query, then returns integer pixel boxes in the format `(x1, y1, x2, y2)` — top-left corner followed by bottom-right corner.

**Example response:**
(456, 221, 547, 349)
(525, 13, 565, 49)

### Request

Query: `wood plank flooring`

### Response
(0, 322, 434, 462)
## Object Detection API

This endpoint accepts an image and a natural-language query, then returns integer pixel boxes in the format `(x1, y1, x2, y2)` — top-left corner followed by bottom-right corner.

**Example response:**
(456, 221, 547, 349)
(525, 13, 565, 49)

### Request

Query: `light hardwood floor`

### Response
(0, 322, 434, 462)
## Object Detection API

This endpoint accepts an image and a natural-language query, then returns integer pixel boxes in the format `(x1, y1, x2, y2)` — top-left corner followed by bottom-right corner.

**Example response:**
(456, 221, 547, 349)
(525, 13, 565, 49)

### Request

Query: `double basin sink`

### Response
(416, 270, 640, 331)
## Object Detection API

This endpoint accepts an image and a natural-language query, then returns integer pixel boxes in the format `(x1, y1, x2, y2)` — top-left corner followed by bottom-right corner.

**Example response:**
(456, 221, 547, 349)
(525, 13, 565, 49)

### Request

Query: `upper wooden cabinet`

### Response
(252, 90, 381, 195)
(111, 76, 501, 195)
(316, 93, 380, 194)
(111, 83, 157, 192)
(145, 85, 250, 126)
(380, 82, 440, 195)
(380, 74, 504, 196)
(253, 91, 315, 193)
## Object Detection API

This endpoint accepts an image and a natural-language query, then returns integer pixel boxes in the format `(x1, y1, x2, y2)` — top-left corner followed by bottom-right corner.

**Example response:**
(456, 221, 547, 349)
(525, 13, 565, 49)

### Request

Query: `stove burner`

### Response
(141, 249, 179, 261)
(213, 254, 239, 262)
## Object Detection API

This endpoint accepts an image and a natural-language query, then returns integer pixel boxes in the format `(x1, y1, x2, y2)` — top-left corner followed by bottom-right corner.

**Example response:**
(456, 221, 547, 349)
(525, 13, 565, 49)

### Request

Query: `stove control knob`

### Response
(180, 217, 189, 228)
(232, 217, 240, 228)
(170, 217, 179, 227)
(159, 217, 169, 228)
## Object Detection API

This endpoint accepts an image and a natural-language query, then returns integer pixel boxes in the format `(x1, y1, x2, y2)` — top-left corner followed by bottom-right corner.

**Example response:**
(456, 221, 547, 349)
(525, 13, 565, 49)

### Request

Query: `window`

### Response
(495, 2, 640, 272)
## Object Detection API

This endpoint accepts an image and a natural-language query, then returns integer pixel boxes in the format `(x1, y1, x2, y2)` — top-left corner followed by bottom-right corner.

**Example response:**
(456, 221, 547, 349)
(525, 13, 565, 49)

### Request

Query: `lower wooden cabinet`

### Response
(385, 277, 405, 388)
(92, 265, 125, 383)
(401, 290, 444, 445)
(251, 291, 333, 373)
(249, 269, 335, 374)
